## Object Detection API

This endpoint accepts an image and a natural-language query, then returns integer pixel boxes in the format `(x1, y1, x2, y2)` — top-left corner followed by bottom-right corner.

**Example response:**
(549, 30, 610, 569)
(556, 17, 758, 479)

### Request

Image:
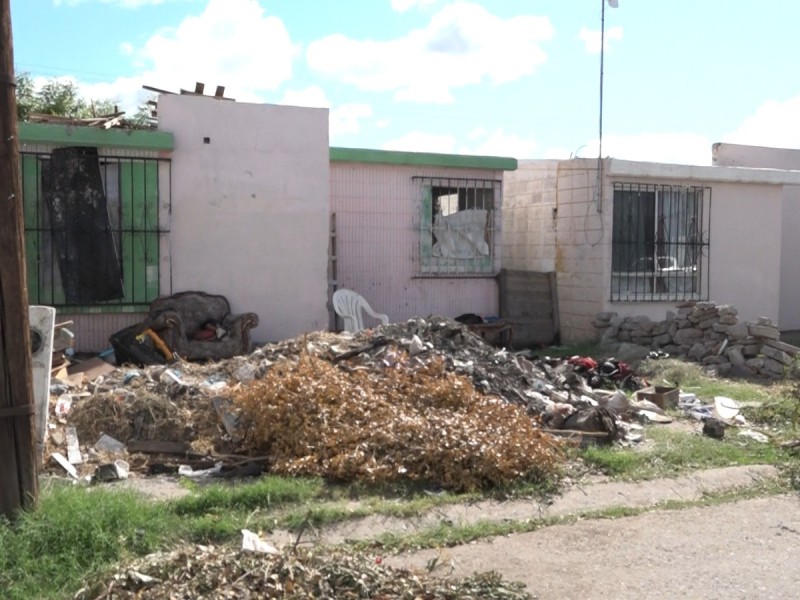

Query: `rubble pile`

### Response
(594, 302, 800, 378)
(235, 353, 562, 491)
(76, 544, 532, 600)
(53, 317, 663, 486)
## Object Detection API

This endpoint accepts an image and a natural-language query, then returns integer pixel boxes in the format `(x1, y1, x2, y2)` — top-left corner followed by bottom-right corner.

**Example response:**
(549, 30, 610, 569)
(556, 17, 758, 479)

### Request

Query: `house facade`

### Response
(503, 155, 800, 344)
(19, 122, 174, 351)
(20, 96, 517, 351)
(330, 148, 516, 328)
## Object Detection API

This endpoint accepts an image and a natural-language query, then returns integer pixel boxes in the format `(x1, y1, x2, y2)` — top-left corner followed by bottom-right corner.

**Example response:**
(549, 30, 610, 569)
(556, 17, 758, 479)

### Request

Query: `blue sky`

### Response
(11, 0, 800, 164)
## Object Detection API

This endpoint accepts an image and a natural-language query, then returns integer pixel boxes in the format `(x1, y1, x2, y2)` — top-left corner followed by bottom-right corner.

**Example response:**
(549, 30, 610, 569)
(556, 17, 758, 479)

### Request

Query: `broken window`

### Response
(22, 149, 170, 308)
(611, 183, 710, 302)
(415, 177, 500, 275)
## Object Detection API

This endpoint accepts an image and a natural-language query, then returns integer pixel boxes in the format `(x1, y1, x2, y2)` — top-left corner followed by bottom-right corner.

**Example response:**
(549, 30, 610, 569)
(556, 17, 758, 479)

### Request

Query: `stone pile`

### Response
(594, 301, 800, 378)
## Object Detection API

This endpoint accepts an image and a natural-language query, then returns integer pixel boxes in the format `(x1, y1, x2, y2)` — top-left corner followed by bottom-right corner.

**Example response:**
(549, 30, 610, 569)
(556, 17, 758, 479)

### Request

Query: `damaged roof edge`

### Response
(18, 122, 174, 151)
(330, 147, 518, 171)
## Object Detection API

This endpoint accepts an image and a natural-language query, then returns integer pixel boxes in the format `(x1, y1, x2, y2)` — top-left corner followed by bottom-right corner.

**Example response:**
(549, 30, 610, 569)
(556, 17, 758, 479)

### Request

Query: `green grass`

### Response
(0, 484, 174, 600)
(171, 475, 323, 516)
(350, 479, 787, 554)
(0, 477, 501, 599)
(581, 426, 786, 479)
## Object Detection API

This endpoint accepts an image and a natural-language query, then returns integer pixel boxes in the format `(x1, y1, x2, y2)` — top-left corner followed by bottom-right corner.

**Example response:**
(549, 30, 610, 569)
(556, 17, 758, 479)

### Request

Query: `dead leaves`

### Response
(235, 354, 562, 492)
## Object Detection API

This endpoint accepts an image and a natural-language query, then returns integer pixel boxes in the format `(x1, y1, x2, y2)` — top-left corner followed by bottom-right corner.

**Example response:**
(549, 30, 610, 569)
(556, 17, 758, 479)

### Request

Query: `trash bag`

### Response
(110, 324, 167, 366)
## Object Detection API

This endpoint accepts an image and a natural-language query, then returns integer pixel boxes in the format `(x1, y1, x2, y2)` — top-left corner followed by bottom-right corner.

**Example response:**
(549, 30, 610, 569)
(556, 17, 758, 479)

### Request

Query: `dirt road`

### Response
(387, 494, 800, 600)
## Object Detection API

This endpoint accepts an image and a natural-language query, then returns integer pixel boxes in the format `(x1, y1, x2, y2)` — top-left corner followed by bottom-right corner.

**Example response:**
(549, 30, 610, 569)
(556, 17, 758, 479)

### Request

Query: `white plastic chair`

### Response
(332, 289, 389, 333)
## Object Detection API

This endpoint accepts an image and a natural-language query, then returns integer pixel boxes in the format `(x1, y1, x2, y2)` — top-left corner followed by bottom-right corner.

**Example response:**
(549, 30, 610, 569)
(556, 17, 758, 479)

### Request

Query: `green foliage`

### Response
(14, 72, 155, 125)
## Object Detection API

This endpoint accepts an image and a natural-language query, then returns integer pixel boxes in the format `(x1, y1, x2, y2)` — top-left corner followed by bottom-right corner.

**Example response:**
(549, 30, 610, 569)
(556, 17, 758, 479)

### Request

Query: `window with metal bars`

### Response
(611, 182, 710, 302)
(21, 150, 171, 310)
(415, 176, 499, 276)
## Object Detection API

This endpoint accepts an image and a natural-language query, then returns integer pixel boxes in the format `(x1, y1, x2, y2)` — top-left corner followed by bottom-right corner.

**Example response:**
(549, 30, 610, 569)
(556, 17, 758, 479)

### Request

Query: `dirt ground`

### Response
(388, 494, 800, 600)
(103, 460, 795, 598)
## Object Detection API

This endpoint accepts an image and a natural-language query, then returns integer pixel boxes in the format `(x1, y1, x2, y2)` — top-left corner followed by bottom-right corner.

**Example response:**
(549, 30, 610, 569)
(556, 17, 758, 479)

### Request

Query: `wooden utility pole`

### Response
(0, 0, 39, 520)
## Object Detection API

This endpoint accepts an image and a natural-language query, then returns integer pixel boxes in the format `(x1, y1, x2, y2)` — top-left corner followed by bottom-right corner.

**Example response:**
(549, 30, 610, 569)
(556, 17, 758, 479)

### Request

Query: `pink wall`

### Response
(330, 162, 503, 324)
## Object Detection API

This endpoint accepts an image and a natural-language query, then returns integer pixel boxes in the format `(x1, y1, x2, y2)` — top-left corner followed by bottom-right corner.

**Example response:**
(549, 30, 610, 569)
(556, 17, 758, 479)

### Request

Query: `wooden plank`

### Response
(127, 440, 190, 454)
(499, 269, 557, 348)
(549, 271, 560, 343)
(0, 0, 39, 519)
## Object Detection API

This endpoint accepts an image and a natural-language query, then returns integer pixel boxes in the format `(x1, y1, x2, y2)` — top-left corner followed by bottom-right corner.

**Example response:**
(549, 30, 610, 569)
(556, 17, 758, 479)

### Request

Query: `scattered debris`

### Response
(75, 544, 533, 600)
(240, 529, 279, 555)
(51, 452, 78, 479)
(702, 417, 726, 440)
(46, 316, 760, 486)
(93, 460, 129, 482)
(95, 433, 126, 456)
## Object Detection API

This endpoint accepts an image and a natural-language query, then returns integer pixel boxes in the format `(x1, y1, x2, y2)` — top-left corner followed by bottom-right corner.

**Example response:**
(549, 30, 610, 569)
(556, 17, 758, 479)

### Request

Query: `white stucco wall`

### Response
(707, 182, 781, 324)
(507, 157, 800, 342)
(158, 95, 330, 343)
(780, 185, 800, 329)
(713, 143, 800, 170)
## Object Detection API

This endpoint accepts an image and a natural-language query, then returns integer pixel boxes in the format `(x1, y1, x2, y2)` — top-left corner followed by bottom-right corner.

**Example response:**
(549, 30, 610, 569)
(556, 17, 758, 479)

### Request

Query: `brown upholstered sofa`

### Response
(142, 291, 259, 361)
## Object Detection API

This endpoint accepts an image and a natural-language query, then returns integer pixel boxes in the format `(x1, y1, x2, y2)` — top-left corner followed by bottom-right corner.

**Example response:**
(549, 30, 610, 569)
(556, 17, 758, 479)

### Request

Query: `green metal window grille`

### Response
(415, 176, 500, 276)
(21, 151, 171, 311)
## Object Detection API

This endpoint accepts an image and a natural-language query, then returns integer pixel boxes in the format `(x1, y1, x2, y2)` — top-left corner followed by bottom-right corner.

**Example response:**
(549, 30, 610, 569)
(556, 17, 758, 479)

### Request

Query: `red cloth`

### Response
(568, 356, 599, 370)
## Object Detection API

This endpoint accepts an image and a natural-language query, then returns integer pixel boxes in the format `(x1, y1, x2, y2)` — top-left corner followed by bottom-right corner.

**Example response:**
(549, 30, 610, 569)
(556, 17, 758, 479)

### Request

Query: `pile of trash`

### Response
(75, 543, 532, 600)
(50, 317, 670, 487)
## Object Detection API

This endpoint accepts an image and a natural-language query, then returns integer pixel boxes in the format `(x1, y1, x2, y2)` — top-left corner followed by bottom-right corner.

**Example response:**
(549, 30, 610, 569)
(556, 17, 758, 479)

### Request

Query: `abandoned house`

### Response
(21, 91, 800, 352)
(19, 94, 518, 351)
(503, 148, 800, 343)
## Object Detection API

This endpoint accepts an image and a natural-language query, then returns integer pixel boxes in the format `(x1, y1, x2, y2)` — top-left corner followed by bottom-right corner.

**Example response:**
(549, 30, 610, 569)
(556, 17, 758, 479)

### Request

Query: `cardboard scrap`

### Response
(67, 357, 116, 381)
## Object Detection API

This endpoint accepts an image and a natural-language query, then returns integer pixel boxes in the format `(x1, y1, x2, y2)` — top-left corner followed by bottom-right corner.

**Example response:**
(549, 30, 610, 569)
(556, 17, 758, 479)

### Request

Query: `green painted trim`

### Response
(55, 305, 150, 315)
(330, 147, 517, 171)
(18, 122, 173, 151)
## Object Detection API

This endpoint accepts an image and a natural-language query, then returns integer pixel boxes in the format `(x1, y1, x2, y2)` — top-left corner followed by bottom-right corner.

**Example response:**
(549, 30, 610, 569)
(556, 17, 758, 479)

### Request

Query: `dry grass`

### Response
(234, 353, 564, 491)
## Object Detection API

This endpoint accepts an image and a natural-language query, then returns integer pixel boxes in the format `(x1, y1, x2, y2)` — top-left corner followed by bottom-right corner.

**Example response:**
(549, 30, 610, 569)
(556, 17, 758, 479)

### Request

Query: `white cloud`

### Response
(579, 26, 623, 54)
(59, 0, 296, 114)
(307, 2, 553, 103)
(119, 42, 134, 56)
(459, 128, 537, 158)
(139, 0, 295, 101)
(391, 0, 437, 13)
(279, 86, 330, 108)
(723, 95, 800, 149)
(383, 131, 457, 153)
(54, 0, 183, 7)
(331, 103, 373, 137)
(578, 132, 712, 165)
(278, 86, 372, 140)
(80, 76, 152, 112)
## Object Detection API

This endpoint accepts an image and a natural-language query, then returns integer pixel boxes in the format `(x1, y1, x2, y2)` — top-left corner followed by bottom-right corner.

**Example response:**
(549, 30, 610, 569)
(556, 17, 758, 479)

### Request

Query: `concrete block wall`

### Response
(502, 161, 558, 272)
(502, 159, 607, 344)
(552, 160, 607, 343)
